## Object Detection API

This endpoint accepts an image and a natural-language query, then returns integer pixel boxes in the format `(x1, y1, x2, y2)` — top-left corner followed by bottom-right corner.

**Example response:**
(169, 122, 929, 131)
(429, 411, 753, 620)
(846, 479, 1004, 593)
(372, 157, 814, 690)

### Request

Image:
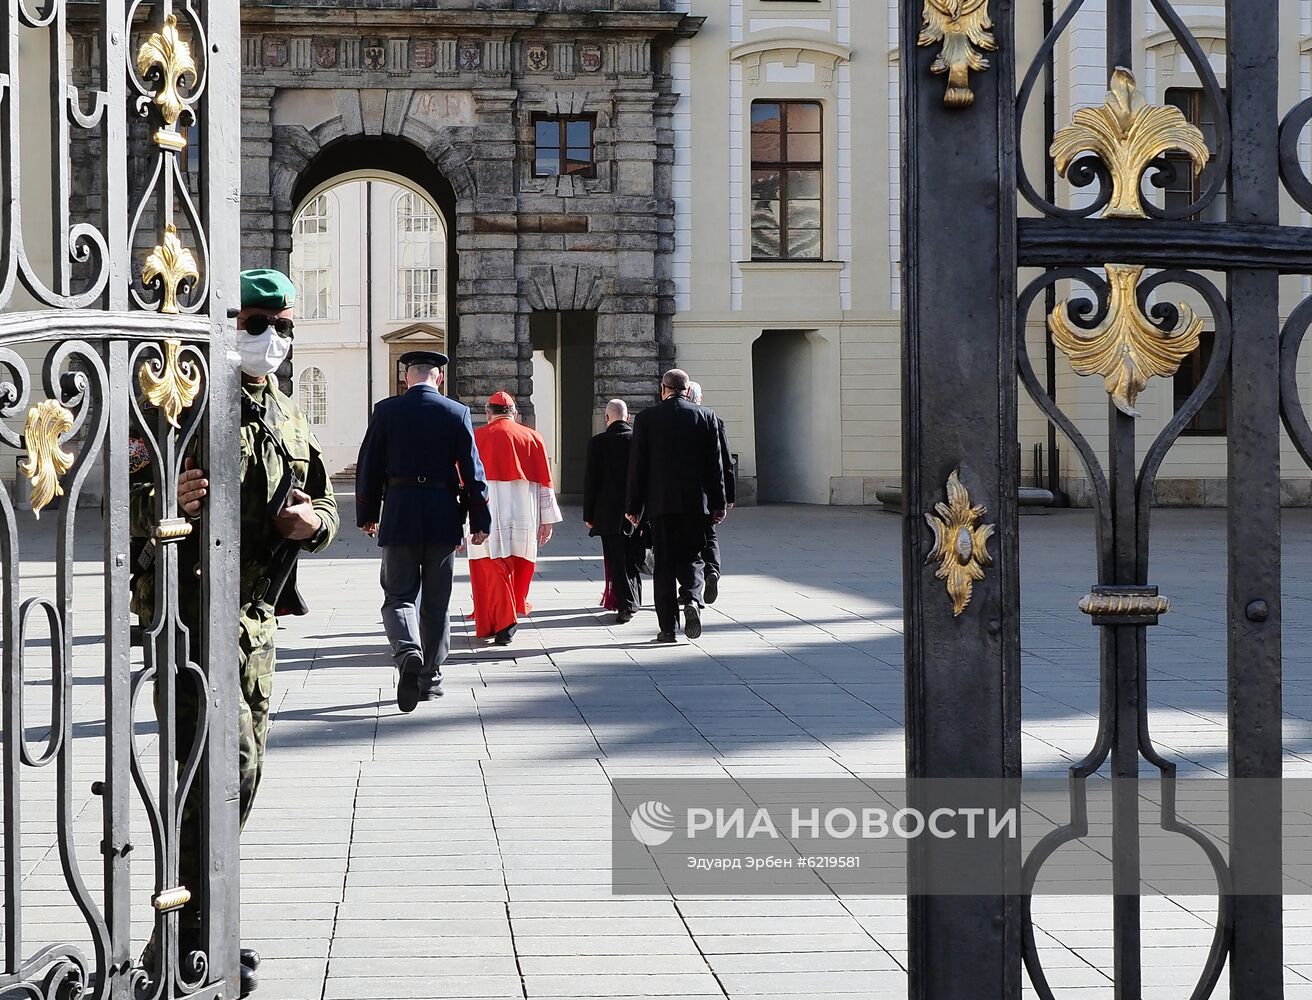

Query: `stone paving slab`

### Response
(5, 505, 1312, 998)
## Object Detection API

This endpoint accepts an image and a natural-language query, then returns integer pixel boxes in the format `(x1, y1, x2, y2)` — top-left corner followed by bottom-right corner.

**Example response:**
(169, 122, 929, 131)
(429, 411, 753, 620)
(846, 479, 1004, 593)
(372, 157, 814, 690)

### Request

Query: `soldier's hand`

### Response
(179, 458, 208, 516)
(711, 509, 727, 526)
(361, 522, 378, 538)
(274, 488, 322, 541)
(470, 532, 489, 546)
(537, 525, 553, 547)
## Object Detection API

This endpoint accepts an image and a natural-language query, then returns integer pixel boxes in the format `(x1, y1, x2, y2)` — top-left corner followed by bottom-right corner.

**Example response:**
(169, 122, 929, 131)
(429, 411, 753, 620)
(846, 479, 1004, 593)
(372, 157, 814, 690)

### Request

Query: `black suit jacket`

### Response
(583, 421, 633, 536)
(354, 385, 491, 547)
(626, 396, 725, 519)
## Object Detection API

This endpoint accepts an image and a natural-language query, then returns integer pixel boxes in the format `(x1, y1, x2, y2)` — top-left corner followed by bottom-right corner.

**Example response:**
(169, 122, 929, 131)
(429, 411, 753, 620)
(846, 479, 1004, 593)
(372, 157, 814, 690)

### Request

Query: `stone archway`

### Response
(247, 88, 521, 406)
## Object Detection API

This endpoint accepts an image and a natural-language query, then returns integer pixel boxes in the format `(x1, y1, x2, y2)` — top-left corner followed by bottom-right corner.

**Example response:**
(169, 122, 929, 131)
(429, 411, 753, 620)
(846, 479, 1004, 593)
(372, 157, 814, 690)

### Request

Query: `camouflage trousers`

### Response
(169, 604, 277, 932)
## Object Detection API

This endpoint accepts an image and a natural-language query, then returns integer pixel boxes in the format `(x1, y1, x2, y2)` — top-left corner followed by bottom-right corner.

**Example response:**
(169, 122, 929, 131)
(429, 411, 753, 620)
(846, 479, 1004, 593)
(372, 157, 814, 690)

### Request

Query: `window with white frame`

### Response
(395, 190, 447, 320)
(298, 366, 328, 426)
(291, 194, 333, 319)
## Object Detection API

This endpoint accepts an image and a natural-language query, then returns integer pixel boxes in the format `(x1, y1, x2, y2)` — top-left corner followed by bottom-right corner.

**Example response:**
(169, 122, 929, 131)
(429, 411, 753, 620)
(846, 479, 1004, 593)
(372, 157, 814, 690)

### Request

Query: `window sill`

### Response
(740, 259, 844, 270)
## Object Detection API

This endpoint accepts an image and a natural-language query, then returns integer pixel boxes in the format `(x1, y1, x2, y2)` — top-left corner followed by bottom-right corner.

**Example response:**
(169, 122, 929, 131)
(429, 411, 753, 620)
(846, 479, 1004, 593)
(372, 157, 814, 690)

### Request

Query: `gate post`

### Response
(1226, 1, 1284, 994)
(900, 2, 1021, 998)
(200, 2, 244, 996)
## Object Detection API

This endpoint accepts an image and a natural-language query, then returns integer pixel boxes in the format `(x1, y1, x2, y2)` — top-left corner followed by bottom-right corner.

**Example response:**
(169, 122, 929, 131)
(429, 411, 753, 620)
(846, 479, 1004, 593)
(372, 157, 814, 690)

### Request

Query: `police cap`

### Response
(399, 350, 449, 369)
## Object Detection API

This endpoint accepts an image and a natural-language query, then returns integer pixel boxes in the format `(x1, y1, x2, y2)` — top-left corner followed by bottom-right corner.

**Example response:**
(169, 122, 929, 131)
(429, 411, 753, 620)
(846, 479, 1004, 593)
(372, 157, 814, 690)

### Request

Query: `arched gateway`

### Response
(239, 1, 704, 478)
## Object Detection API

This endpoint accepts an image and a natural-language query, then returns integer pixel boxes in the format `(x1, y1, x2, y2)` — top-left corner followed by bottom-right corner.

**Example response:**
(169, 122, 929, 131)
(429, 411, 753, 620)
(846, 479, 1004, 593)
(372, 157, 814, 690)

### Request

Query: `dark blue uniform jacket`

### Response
(354, 385, 492, 547)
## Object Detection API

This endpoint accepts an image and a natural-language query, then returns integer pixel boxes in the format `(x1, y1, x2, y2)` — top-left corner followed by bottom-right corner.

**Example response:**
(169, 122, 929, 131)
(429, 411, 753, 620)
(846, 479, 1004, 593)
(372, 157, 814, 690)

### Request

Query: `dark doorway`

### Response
(530, 310, 597, 496)
(753, 330, 817, 503)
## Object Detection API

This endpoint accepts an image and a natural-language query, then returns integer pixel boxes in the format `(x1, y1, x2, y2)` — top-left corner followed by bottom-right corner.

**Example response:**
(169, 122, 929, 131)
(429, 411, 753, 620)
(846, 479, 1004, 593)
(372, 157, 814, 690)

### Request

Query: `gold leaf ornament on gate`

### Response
(917, 0, 997, 108)
(925, 471, 994, 617)
(137, 14, 197, 134)
(139, 339, 201, 428)
(1048, 263, 1202, 417)
(1051, 68, 1209, 219)
(143, 224, 199, 315)
(19, 399, 76, 519)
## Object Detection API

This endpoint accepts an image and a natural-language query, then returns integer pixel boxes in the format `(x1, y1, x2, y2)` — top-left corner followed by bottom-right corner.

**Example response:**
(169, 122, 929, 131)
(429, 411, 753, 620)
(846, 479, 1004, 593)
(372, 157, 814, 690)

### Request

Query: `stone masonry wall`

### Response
(240, 1, 700, 418)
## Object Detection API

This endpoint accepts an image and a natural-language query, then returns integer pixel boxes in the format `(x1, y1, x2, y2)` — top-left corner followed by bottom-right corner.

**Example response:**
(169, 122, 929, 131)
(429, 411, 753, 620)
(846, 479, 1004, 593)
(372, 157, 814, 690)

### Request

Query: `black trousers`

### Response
(703, 521, 721, 579)
(681, 519, 720, 604)
(650, 513, 707, 634)
(601, 532, 643, 615)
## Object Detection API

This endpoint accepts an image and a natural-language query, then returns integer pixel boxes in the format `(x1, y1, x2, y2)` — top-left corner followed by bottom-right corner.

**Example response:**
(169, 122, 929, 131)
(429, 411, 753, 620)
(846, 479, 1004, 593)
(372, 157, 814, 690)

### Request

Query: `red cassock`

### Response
(467, 419, 561, 638)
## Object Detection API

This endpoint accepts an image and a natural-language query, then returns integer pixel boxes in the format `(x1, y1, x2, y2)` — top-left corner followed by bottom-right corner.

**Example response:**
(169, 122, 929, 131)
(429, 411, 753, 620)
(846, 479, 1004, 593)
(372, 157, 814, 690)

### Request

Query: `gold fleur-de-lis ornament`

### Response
(1051, 67, 1210, 218)
(137, 13, 196, 129)
(1049, 263, 1202, 417)
(917, 0, 998, 108)
(143, 224, 199, 315)
(925, 470, 995, 617)
(20, 399, 76, 518)
(139, 339, 202, 428)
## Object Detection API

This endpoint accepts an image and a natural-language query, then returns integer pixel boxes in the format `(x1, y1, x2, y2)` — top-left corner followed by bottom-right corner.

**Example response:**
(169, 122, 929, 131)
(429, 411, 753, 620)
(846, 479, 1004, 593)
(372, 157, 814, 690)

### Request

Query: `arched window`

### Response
(292, 194, 333, 319)
(298, 366, 327, 426)
(394, 190, 446, 320)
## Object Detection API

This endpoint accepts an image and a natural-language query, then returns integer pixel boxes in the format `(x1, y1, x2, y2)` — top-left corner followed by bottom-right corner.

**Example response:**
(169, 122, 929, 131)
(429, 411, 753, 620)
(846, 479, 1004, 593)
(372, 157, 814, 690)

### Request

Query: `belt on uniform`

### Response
(387, 476, 450, 489)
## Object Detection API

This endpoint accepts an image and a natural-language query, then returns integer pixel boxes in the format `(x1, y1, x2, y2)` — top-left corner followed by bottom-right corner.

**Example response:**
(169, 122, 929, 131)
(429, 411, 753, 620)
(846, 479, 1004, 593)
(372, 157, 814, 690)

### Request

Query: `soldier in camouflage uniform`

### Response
(132, 270, 338, 997)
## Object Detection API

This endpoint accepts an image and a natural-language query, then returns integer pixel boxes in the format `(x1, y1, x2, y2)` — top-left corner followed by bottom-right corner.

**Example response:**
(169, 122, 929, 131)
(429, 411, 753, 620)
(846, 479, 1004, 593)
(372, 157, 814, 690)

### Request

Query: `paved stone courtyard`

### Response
(7, 503, 1312, 998)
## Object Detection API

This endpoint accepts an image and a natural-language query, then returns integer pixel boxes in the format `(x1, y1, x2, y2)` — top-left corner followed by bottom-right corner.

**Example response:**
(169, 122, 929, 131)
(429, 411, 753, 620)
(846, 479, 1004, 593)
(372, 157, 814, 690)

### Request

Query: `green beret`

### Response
(240, 269, 297, 311)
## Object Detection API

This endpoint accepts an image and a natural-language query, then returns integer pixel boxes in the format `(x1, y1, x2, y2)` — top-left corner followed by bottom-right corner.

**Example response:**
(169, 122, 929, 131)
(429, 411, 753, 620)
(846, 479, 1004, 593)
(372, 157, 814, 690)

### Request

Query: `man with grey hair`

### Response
(584, 398, 641, 623)
(685, 381, 735, 604)
(626, 369, 725, 643)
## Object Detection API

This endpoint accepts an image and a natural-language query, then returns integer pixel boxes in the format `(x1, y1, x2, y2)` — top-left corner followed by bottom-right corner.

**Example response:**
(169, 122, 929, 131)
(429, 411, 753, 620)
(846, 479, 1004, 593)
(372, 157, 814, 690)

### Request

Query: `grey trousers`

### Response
(380, 542, 457, 694)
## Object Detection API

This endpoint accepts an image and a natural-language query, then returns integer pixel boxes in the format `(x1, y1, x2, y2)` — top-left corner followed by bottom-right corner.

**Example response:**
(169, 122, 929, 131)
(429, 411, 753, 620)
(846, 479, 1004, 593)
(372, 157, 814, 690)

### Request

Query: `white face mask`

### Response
(238, 331, 292, 377)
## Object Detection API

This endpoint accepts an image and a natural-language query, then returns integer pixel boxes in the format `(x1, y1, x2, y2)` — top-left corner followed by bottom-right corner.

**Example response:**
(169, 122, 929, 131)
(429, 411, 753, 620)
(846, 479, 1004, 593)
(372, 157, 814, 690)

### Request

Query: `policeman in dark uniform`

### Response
(355, 350, 491, 712)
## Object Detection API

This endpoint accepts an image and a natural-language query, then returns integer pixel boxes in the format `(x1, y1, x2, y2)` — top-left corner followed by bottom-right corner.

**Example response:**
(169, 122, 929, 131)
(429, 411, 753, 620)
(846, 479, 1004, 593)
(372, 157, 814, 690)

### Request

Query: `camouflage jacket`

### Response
(131, 375, 340, 623)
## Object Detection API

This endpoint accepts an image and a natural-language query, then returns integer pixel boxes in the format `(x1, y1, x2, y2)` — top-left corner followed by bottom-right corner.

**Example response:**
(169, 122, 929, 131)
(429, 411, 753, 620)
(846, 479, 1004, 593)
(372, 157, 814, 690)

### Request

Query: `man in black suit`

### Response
(626, 369, 726, 643)
(355, 351, 491, 712)
(687, 381, 735, 604)
(584, 399, 642, 625)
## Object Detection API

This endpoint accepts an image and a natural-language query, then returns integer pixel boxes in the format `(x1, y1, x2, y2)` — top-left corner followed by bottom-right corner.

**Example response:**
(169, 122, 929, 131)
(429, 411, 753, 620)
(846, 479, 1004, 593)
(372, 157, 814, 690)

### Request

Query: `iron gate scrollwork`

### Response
(905, 0, 1304, 997)
(0, 2, 240, 999)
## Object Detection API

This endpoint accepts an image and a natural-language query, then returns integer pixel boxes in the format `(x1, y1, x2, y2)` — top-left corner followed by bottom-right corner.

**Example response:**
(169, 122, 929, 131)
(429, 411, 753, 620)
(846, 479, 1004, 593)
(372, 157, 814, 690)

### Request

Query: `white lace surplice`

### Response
(467, 481, 562, 563)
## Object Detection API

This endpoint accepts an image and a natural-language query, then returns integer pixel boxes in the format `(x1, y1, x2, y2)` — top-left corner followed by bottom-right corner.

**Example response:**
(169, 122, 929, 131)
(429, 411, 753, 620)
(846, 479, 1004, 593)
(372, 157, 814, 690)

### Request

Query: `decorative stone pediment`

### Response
(730, 34, 851, 88)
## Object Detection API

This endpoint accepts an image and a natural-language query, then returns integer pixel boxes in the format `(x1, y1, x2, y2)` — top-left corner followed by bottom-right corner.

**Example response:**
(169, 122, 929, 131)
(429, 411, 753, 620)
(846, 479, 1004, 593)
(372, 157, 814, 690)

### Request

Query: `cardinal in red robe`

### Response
(466, 391, 563, 645)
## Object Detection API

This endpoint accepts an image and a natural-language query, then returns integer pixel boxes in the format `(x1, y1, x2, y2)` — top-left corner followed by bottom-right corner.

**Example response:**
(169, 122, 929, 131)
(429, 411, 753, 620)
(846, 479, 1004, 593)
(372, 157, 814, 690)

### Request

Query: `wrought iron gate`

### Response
(904, 1, 1304, 996)
(0, 2, 240, 998)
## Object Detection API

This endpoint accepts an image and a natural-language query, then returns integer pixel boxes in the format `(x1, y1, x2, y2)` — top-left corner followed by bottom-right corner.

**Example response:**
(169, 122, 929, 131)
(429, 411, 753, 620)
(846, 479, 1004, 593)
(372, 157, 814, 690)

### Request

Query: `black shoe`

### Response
(683, 604, 702, 640)
(656, 631, 677, 644)
(240, 964, 258, 997)
(616, 612, 633, 625)
(494, 624, 517, 646)
(704, 573, 719, 606)
(421, 678, 445, 700)
(396, 654, 422, 714)
(241, 948, 261, 970)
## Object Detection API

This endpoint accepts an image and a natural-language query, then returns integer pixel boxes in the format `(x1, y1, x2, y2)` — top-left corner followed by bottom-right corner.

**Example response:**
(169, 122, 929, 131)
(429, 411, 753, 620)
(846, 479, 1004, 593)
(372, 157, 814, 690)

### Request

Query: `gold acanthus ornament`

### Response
(137, 14, 196, 133)
(1048, 263, 1202, 418)
(143, 224, 199, 315)
(19, 399, 76, 519)
(1051, 67, 1210, 219)
(925, 470, 994, 617)
(917, 0, 997, 108)
(139, 339, 201, 429)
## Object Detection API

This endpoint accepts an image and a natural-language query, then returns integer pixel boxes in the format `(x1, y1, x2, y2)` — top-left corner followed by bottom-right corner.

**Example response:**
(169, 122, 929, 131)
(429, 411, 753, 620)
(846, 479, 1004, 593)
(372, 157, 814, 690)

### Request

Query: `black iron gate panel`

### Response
(0, 3, 240, 999)
(904, 1, 1308, 997)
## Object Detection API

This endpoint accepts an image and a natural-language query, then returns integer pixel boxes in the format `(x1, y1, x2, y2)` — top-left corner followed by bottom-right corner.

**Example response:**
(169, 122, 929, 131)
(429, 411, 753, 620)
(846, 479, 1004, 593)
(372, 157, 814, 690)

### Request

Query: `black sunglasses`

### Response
(243, 315, 295, 338)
